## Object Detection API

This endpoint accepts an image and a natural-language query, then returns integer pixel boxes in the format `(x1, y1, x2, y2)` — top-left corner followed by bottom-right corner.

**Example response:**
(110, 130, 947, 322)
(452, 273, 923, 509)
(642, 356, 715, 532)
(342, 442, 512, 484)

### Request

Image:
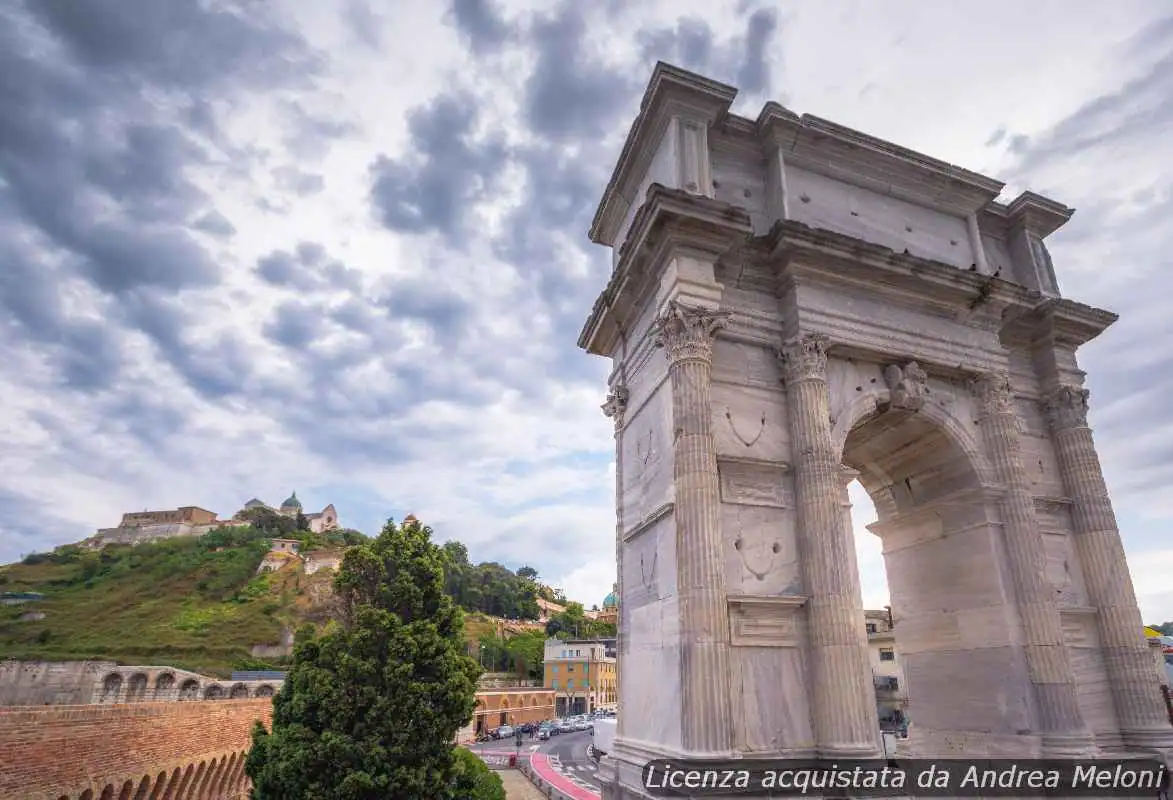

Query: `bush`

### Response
(450, 747, 505, 800)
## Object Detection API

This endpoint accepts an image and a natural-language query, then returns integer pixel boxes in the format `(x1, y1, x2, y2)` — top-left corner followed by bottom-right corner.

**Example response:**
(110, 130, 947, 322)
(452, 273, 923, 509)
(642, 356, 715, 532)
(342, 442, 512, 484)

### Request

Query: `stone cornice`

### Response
(589, 62, 737, 247)
(754, 104, 1005, 217)
(578, 184, 753, 357)
(1002, 297, 1119, 349)
(1005, 191, 1075, 238)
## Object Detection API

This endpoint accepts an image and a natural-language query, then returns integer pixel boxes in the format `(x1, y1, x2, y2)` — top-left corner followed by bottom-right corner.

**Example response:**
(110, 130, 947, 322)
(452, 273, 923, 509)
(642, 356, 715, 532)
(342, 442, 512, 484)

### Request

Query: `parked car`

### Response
(537, 727, 551, 741)
(492, 725, 514, 740)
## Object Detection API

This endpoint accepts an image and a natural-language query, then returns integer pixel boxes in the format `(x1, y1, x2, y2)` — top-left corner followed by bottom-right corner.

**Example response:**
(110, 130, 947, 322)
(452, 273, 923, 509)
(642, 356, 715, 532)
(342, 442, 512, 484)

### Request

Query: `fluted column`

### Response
(779, 334, 878, 758)
(602, 380, 629, 738)
(970, 372, 1094, 755)
(1041, 385, 1173, 749)
(652, 301, 733, 755)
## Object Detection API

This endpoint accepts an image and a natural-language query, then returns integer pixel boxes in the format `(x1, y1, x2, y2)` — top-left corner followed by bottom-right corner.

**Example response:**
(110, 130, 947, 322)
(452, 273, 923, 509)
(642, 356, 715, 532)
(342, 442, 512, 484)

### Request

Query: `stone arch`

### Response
(153, 672, 175, 700)
(79, 791, 93, 800)
(254, 683, 274, 697)
(99, 785, 115, 800)
(227, 751, 248, 794)
(132, 775, 151, 800)
(203, 684, 224, 700)
(228, 682, 249, 699)
(126, 673, 149, 702)
(188, 762, 207, 800)
(169, 764, 194, 800)
(158, 767, 182, 800)
(177, 679, 199, 701)
(100, 673, 122, 703)
(831, 389, 996, 488)
(118, 779, 134, 800)
(148, 771, 169, 800)
(194, 757, 219, 799)
(216, 753, 238, 795)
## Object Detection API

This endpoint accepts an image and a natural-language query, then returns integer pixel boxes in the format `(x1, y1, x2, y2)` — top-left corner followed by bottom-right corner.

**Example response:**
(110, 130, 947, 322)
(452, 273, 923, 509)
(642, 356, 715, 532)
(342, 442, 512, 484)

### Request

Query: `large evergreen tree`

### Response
(245, 516, 484, 799)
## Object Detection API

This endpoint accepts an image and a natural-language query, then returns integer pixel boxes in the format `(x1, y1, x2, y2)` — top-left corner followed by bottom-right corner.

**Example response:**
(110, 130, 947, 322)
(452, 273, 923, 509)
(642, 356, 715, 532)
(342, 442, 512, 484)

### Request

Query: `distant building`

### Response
(596, 583, 618, 626)
(865, 608, 907, 732)
(543, 638, 617, 716)
(234, 492, 339, 534)
(536, 597, 565, 622)
(81, 493, 341, 550)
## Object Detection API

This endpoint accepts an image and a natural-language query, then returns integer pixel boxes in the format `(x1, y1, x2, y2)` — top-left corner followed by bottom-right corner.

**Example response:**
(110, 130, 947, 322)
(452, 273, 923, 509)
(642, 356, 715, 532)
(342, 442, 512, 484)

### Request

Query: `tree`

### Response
(450, 748, 505, 800)
(245, 516, 482, 799)
(516, 565, 538, 581)
(295, 510, 310, 532)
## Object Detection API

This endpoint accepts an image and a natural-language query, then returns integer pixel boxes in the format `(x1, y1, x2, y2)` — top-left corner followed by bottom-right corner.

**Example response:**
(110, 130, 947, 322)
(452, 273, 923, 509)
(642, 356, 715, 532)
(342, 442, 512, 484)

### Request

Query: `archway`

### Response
(126, 673, 148, 703)
(203, 684, 224, 700)
(153, 673, 175, 701)
(100, 673, 122, 703)
(840, 401, 1007, 754)
(254, 684, 274, 698)
(229, 682, 249, 699)
(177, 680, 199, 701)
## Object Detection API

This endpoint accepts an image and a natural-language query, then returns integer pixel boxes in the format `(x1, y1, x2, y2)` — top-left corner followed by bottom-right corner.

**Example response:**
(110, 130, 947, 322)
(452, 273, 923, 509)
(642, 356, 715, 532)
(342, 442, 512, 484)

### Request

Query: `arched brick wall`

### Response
(0, 701, 269, 800)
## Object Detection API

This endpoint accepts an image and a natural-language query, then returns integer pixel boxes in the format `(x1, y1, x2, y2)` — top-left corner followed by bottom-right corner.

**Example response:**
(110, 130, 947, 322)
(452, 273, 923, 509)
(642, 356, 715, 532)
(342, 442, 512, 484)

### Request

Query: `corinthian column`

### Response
(602, 380, 629, 738)
(779, 334, 877, 758)
(1041, 385, 1173, 750)
(651, 301, 733, 755)
(970, 372, 1093, 755)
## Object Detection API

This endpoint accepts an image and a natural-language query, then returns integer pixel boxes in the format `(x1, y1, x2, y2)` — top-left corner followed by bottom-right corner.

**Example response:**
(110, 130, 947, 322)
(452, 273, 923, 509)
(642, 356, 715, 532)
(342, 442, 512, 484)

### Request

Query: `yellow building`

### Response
(543, 638, 617, 717)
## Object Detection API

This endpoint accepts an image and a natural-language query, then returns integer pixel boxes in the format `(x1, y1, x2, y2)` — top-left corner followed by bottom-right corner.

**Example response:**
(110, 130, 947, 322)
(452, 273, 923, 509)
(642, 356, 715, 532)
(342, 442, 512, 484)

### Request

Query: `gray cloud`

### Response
(273, 165, 326, 197)
(447, 0, 512, 54)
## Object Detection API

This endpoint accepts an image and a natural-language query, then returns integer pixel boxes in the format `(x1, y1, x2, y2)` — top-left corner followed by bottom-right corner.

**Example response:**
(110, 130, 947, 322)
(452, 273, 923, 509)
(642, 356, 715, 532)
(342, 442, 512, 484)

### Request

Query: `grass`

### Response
(0, 530, 534, 678)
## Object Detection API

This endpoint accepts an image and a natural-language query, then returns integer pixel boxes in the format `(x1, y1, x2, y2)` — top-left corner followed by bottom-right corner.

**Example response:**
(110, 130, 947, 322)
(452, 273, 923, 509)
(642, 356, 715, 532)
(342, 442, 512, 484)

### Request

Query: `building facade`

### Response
(543, 638, 617, 716)
(864, 609, 907, 732)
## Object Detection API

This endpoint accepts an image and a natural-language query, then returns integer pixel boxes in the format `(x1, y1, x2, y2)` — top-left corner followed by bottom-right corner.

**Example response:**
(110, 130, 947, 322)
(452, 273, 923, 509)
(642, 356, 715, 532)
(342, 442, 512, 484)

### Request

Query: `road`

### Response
(468, 729, 600, 793)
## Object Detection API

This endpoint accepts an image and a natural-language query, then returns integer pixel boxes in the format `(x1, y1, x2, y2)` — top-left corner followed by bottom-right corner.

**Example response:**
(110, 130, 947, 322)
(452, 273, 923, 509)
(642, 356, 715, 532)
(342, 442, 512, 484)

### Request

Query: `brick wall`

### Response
(0, 699, 272, 800)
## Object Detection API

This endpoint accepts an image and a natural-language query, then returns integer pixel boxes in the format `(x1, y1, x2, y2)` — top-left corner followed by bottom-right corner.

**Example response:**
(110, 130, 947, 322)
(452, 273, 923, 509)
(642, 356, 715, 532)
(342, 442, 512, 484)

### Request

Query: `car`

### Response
(537, 728, 550, 741)
(493, 725, 514, 740)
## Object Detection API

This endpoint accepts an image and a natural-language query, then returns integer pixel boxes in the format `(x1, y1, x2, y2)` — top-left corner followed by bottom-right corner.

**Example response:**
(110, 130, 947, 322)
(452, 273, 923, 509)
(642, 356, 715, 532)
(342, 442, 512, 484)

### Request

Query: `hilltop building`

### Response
(233, 492, 339, 534)
(81, 493, 339, 549)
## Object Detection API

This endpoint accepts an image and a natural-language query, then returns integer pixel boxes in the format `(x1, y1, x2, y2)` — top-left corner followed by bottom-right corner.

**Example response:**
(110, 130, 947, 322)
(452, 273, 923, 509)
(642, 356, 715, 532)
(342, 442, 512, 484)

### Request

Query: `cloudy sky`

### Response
(1, 0, 1169, 622)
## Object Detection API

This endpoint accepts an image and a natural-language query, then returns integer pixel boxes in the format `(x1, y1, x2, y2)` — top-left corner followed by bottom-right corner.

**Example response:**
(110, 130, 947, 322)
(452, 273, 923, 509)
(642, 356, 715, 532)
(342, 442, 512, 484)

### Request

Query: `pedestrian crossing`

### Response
(548, 754, 600, 791)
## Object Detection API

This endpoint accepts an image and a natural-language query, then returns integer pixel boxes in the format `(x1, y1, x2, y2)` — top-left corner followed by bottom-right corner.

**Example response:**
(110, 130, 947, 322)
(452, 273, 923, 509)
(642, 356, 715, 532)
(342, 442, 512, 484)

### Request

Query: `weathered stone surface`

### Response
(581, 63, 1171, 796)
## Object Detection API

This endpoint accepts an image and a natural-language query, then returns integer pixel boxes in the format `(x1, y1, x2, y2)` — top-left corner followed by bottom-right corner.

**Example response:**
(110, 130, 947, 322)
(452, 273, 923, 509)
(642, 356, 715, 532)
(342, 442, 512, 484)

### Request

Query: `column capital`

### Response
(1040, 385, 1090, 432)
(777, 333, 830, 385)
(969, 371, 1014, 417)
(652, 301, 729, 364)
(602, 384, 630, 431)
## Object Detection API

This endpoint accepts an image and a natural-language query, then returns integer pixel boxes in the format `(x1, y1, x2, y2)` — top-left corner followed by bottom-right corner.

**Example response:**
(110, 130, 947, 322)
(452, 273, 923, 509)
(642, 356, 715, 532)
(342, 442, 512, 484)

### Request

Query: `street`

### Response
(468, 729, 600, 793)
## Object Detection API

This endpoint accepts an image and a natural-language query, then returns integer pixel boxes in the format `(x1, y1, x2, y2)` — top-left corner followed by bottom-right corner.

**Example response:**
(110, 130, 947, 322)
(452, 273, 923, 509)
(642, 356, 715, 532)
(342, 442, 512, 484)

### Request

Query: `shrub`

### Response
(450, 747, 505, 800)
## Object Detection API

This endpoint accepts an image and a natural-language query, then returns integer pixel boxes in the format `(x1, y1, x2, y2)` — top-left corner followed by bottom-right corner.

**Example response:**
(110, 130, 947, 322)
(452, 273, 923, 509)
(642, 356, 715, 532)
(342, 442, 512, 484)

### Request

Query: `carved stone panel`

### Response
(712, 383, 789, 461)
(727, 595, 806, 648)
(621, 512, 677, 610)
(717, 457, 792, 508)
(620, 385, 673, 525)
(712, 338, 784, 392)
(722, 504, 799, 596)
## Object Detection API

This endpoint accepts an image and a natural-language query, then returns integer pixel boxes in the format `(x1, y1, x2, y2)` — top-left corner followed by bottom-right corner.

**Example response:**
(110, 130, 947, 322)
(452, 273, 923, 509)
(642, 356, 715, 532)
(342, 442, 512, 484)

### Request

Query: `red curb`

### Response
(529, 753, 600, 800)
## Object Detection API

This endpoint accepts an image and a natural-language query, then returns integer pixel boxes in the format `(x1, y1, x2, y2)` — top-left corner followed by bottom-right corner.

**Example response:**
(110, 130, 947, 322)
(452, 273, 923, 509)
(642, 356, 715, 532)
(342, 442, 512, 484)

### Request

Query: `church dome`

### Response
(281, 491, 302, 510)
(603, 583, 618, 609)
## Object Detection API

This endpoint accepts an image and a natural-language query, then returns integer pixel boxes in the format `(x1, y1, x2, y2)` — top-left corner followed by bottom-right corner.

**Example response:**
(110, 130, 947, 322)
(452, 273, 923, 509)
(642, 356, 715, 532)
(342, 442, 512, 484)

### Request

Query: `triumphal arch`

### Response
(580, 64, 1173, 798)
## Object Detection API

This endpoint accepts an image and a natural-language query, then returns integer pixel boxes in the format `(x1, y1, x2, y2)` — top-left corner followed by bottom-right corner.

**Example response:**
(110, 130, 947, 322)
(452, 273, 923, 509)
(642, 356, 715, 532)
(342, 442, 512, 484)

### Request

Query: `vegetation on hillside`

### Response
(438, 541, 540, 620)
(246, 517, 499, 800)
(1151, 621, 1173, 636)
(546, 601, 616, 640)
(0, 526, 287, 675)
(0, 519, 606, 679)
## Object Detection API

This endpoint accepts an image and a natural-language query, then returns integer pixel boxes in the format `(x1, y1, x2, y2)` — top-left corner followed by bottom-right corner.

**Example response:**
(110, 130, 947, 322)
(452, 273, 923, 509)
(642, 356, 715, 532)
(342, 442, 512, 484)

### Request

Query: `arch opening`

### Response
(153, 673, 175, 701)
(100, 673, 122, 703)
(840, 405, 1026, 754)
(177, 679, 199, 701)
(126, 673, 148, 703)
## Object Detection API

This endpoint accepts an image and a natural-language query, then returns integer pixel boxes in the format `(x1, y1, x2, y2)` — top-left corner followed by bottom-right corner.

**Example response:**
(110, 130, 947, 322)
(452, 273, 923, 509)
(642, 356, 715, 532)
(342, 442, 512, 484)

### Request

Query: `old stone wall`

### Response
(0, 699, 272, 800)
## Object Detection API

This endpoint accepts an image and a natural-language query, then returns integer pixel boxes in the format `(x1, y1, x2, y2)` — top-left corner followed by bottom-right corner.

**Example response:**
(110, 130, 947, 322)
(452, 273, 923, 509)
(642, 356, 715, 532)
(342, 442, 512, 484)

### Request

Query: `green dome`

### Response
(281, 491, 302, 509)
(603, 583, 618, 608)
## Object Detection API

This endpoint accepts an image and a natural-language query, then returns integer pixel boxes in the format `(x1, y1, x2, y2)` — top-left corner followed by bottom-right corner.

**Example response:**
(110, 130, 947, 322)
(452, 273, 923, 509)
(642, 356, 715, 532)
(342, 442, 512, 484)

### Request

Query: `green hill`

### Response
(0, 522, 611, 678)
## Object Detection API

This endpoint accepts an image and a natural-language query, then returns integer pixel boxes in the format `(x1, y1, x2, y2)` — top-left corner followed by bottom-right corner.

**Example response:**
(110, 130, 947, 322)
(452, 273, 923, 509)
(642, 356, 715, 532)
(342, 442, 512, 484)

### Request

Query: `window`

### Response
(552, 679, 559, 689)
(551, 665, 558, 674)
(866, 623, 877, 634)
(567, 664, 574, 672)
(879, 649, 895, 662)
